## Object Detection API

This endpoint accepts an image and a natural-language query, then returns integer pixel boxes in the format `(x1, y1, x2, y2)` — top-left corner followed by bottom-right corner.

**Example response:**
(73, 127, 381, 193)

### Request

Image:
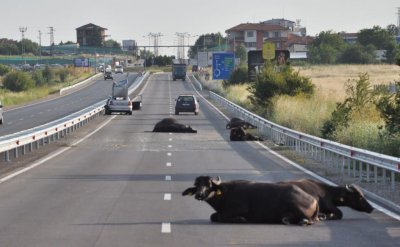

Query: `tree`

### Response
(0, 38, 21, 55)
(308, 31, 347, 64)
(357, 26, 398, 63)
(386, 24, 399, 36)
(340, 44, 376, 64)
(104, 39, 121, 49)
(18, 39, 39, 55)
(188, 33, 226, 59)
(235, 44, 247, 65)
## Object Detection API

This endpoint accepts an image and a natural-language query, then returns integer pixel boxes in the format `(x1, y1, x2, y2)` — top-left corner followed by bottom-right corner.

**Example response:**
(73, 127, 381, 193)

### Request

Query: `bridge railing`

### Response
(209, 91, 400, 190)
(0, 72, 149, 162)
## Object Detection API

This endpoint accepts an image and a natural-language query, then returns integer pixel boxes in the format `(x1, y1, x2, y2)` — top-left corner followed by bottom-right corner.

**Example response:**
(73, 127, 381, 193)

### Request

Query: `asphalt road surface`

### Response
(0, 72, 138, 137)
(0, 73, 398, 247)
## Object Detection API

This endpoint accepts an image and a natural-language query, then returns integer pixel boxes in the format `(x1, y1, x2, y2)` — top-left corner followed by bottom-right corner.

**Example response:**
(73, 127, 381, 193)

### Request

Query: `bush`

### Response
(3, 71, 35, 92)
(0, 64, 10, 76)
(57, 68, 70, 82)
(32, 70, 46, 86)
(375, 81, 400, 135)
(227, 66, 248, 85)
(42, 65, 55, 83)
(248, 62, 314, 111)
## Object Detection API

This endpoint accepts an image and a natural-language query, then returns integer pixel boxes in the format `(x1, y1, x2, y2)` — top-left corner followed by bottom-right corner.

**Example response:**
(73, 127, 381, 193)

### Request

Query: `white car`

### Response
(104, 96, 132, 115)
(115, 65, 124, 74)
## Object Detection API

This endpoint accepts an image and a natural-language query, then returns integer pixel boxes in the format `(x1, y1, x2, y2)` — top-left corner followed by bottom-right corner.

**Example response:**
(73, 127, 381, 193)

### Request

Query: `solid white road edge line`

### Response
(0, 115, 116, 184)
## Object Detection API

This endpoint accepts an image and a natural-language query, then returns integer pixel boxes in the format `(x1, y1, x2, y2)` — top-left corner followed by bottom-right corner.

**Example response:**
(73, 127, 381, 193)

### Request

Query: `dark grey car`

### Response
(175, 94, 199, 115)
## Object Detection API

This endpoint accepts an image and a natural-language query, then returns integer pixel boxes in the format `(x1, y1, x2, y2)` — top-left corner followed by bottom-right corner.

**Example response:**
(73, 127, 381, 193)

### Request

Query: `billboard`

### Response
(212, 52, 235, 80)
(73, 58, 90, 67)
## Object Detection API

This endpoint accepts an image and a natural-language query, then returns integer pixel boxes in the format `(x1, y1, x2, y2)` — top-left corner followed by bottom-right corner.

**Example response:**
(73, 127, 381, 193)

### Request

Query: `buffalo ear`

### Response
(182, 187, 196, 196)
(346, 184, 355, 193)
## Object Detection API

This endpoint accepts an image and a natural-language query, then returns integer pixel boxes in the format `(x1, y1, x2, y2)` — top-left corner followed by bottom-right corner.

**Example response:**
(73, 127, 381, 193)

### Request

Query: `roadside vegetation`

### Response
(199, 63, 400, 157)
(0, 65, 93, 106)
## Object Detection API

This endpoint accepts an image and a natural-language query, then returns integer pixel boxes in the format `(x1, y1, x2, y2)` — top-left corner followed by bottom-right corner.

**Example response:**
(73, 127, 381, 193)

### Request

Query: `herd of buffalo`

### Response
(153, 117, 263, 141)
(183, 176, 374, 226)
(152, 117, 374, 225)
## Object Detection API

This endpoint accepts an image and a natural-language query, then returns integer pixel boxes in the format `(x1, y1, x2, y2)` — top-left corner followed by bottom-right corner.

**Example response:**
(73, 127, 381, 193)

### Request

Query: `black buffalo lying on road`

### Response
(230, 127, 263, 141)
(153, 118, 197, 133)
(226, 117, 257, 130)
(182, 176, 319, 225)
(279, 179, 374, 220)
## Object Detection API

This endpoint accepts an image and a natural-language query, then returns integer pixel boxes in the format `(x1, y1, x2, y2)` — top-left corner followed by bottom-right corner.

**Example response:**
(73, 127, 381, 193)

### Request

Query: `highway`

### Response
(0, 73, 398, 246)
(0, 72, 139, 137)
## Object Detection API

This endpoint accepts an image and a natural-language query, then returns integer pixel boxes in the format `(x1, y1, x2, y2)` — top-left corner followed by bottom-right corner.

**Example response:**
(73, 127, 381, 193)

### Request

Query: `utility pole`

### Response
(19, 27, 27, 64)
(397, 7, 400, 34)
(149, 32, 162, 57)
(48, 27, 55, 56)
(38, 30, 42, 64)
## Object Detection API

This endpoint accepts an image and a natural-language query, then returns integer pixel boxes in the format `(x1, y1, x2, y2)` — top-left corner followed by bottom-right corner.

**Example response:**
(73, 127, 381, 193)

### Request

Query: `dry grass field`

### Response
(294, 64, 400, 101)
(220, 64, 400, 153)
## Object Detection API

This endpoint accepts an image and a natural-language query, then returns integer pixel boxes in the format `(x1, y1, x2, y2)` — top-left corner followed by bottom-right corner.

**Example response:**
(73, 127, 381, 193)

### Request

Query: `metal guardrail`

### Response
(0, 72, 149, 163)
(209, 91, 400, 189)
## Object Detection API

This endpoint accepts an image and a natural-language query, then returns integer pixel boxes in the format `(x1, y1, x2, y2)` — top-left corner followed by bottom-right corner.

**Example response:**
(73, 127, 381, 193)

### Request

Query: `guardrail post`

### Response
(14, 147, 18, 159)
(4, 151, 10, 162)
(29, 143, 33, 153)
(391, 172, 395, 189)
(22, 145, 26, 156)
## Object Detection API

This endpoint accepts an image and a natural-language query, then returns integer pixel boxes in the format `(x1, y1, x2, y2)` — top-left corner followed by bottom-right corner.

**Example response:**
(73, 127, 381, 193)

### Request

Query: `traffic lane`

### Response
(0, 73, 139, 136)
(165, 74, 400, 246)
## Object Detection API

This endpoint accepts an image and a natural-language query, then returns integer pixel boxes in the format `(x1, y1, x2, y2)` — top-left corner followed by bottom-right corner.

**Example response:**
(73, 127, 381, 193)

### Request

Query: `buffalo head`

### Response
(341, 184, 374, 213)
(182, 176, 222, 201)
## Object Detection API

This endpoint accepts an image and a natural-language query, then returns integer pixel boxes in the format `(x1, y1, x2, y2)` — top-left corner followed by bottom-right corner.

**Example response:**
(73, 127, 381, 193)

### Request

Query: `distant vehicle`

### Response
(105, 65, 112, 72)
(98, 65, 104, 72)
(172, 63, 187, 81)
(175, 94, 199, 115)
(104, 71, 113, 80)
(104, 96, 132, 115)
(0, 101, 4, 124)
(115, 65, 124, 74)
(192, 65, 199, 72)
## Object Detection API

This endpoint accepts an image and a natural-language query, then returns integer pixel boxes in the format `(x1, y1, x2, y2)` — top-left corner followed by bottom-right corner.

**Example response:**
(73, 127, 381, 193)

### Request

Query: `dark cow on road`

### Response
(280, 179, 374, 220)
(230, 127, 263, 141)
(182, 176, 319, 225)
(153, 118, 197, 133)
(226, 117, 257, 130)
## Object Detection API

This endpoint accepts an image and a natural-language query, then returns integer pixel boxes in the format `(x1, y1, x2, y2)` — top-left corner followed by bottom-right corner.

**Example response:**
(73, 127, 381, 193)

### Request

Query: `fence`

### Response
(209, 91, 400, 190)
(0, 72, 149, 163)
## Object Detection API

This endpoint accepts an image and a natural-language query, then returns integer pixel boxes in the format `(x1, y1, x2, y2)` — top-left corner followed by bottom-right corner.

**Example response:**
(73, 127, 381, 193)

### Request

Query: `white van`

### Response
(0, 101, 3, 124)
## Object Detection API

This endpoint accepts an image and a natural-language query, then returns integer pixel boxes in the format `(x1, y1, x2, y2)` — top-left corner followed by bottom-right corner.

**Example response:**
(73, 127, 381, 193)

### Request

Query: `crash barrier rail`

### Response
(0, 72, 149, 163)
(209, 91, 400, 190)
(59, 73, 102, 95)
(190, 74, 203, 91)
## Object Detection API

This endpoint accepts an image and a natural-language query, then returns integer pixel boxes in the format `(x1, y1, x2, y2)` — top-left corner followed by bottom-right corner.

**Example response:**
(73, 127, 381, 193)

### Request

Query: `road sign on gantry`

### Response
(212, 52, 235, 80)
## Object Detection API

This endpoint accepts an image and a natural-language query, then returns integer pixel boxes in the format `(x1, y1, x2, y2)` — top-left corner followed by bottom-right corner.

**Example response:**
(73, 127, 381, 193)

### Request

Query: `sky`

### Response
(1, 0, 399, 55)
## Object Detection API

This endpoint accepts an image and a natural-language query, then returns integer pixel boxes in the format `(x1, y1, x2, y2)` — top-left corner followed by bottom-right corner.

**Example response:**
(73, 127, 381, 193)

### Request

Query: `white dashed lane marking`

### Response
(161, 222, 171, 233)
(166, 162, 172, 167)
(164, 193, 171, 200)
(167, 153, 171, 156)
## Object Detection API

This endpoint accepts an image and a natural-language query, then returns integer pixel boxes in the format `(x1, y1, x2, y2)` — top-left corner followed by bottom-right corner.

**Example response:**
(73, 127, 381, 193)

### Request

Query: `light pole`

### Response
(19, 27, 27, 64)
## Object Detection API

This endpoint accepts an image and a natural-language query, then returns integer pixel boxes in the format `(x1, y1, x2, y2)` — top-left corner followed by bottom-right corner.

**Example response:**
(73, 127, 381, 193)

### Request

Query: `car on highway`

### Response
(104, 96, 132, 115)
(104, 71, 113, 80)
(0, 101, 3, 124)
(175, 94, 199, 115)
(115, 65, 124, 74)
